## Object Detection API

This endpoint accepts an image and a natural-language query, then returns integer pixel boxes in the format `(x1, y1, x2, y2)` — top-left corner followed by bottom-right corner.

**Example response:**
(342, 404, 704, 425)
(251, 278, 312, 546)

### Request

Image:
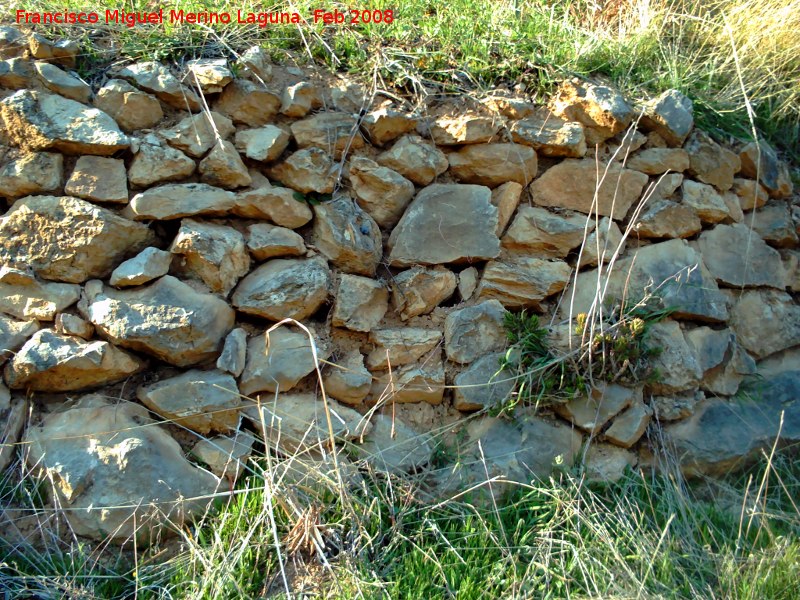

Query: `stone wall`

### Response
(0, 25, 798, 542)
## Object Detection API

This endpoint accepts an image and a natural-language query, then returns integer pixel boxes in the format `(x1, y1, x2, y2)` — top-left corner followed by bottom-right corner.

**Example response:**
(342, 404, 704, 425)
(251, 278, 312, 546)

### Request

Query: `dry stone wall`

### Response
(0, 25, 799, 542)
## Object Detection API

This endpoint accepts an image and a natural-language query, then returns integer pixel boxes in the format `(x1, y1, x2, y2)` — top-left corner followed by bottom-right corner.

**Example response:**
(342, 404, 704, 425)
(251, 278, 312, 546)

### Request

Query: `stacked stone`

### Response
(0, 25, 798, 541)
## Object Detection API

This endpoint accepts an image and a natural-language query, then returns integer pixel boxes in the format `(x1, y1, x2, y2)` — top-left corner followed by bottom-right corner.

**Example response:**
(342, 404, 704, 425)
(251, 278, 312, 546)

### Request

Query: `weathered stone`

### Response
(65, 156, 127, 204)
(357, 414, 432, 473)
(563, 239, 729, 323)
(109, 247, 171, 287)
(447, 143, 537, 187)
(332, 275, 388, 332)
(388, 184, 500, 266)
(215, 79, 281, 126)
(236, 46, 272, 83)
(185, 58, 232, 93)
(82, 276, 235, 366)
(33, 62, 90, 103)
(169, 219, 249, 295)
(234, 126, 290, 162)
(686, 327, 755, 396)
(584, 443, 637, 483)
(639, 90, 694, 147)
(453, 352, 514, 411)
(729, 290, 800, 359)
(444, 300, 506, 364)
(492, 181, 523, 235)
(579, 217, 625, 268)
(530, 159, 648, 220)
(312, 197, 382, 276)
(681, 179, 730, 223)
(377, 135, 448, 185)
(604, 130, 648, 161)
(0, 314, 39, 365)
(266, 148, 337, 194)
(483, 95, 538, 119)
(0, 195, 152, 283)
(191, 431, 255, 481)
(28, 34, 79, 67)
(0, 267, 79, 321)
(366, 328, 442, 370)
(330, 82, 366, 113)
(650, 391, 701, 422)
(392, 266, 457, 320)
(750, 201, 798, 248)
(502, 206, 592, 258)
(0, 385, 25, 472)
(698, 223, 785, 288)
(216, 327, 247, 377)
(458, 267, 478, 301)
(0, 26, 27, 59)
(478, 254, 572, 309)
(94, 79, 164, 132)
(323, 351, 372, 405)
(627, 148, 689, 175)
(117, 61, 201, 110)
(232, 257, 331, 321)
(348, 156, 415, 228)
(198, 140, 251, 189)
(360, 108, 418, 146)
(510, 114, 587, 157)
(280, 81, 322, 117)
(551, 80, 633, 144)
(125, 183, 236, 220)
(127, 135, 195, 187)
(291, 112, 365, 159)
(0, 57, 35, 89)
(555, 383, 639, 433)
(54, 313, 93, 339)
(635, 200, 701, 239)
(138, 370, 241, 434)
(0, 90, 128, 156)
(731, 178, 768, 211)
(738, 141, 793, 199)
(160, 111, 235, 158)
(648, 172, 684, 202)
(246, 223, 305, 261)
(4, 329, 143, 392)
(647, 320, 702, 394)
(24, 395, 220, 542)
(604, 401, 652, 448)
(370, 360, 445, 405)
(684, 130, 740, 191)
(240, 324, 323, 393)
(721, 191, 744, 223)
(782, 249, 800, 292)
(234, 183, 313, 228)
(0, 152, 62, 198)
(430, 114, 501, 145)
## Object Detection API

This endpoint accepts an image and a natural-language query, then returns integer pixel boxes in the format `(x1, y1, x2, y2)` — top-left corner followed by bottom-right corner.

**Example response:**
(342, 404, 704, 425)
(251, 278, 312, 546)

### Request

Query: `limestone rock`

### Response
(430, 114, 501, 145)
(635, 200, 701, 239)
(191, 431, 255, 481)
(0, 267, 79, 321)
(65, 156, 127, 204)
(291, 112, 365, 159)
(0, 195, 152, 283)
(5, 329, 143, 392)
(28, 33, 79, 67)
(0, 314, 39, 365)
(502, 206, 592, 258)
(584, 443, 637, 482)
(234, 184, 313, 228)
(185, 58, 232, 93)
(280, 81, 322, 117)
(332, 275, 388, 332)
(160, 111, 235, 158)
(453, 352, 514, 412)
(0, 386, 25, 472)
(444, 300, 506, 364)
(265, 148, 337, 194)
(356, 414, 432, 473)
(555, 384, 640, 434)
(82, 276, 235, 366)
(117, 61, 201, 110)
(215, 79, 281, 126)
(0, 90, 128, 156)
(388, 184, 500, 267)
(127, 135, 195, 187)
(729, 290, 800, 359)
(216, 328, 247, 377)
(232, 257, 331, 321)
(392, 266, 457, 320)
(361, 108, 418, 146)
(750, 201, 798, 248)
(0, 152, 62, 198)
(54, 314, 93, 340)
(509, 114, 587, 157)
(24, 395, 220, 542)
(782, 249, 800, 292)
(681, 179, 730, 223)
(0, 57, 35, 89)
(0, 26, 27, 59)
(530, 159, 648, 220)
(366, 328, 442, 371)
(137, 370, 241, 434)
(731, 178, 768, 211)
(199, 140, 251, 189)
(738, 141, 793, 199)
(604, 401, 652, 447)
(686, 326, 755, 396)
(234, 126, 290, 162)
(236, 46, 273, 82)
(627, 148, 689, 174)
(478, 254, 572, 309)
(648, 172, 684, 202)
(323, 351, 372, 406)
(492, 181, 523, 235)
(647, 320, 702, 394)
(458, 267, 478, 301)
(348, 156, 415, 228)
(246, 223, 305, 260)
(33, 62, 91, 103)
(94, 79, 164, 132)
(170, 219, 250, 295)
(650, 391, 701, 422)
(447, 143, 537, 187)
(312, 197, 382, 276)
(370, 360, 445, 405)
(697, 223, 785, 288)
(684, 130, 740, 191)
(377, 135, 448, 185)
(109, 247, 171, 287)
(125, 183, 236, 220)
(640, 90, 694, 147)
(551, 80, 633, 144)
(579, 217, 625, 267)
(330, 82, 366, 112)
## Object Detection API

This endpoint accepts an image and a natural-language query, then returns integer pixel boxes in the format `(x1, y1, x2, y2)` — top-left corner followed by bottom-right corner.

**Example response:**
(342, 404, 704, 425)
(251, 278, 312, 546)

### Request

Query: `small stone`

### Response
(604, 401, 652, 447)
(738, 141, 793, 199)
(216, 328, 247, 377)
(686, 327, 755, 396)
(33, 62, 91, 103)
(0, 26, 27, 59)
(491, 181, 523, 235)
(191, 431, 255, 481)
(109, 247, 172, 287)
(551, 80, 633, 144)
(750, 201, 798, 248)
(447, 143, 537, 187)
(584, 443, 637, 482)
(246, 223, 305, 260)
(94, 79, 164, 132)
(392, 266, 457, 320)
(370, 360, 445, 405)
(234, 183, 313, 228)
(332, 275, 389, 332)
(125, 183, 236, 220)
(681, 179, 730, 223)
(356, 414, 432, 473)
(478, 254, 572, 309)
(54, 314, 93, 339)
(0, 385, 25, 471)
(360, 108, 418, 146)
(731, 178, 769, 211)
(697, 223, 785, 288)
(117, 61, 201, 110)
(510, 114, 587, 157)
(323, 351, 372, 405)
(444, 300, 507, 364)
(312, 197, 382, 276)
(579, 217, 625, 267)
(215, 79, 281, 126)
(377, 135, 448, 185)
(127, 135, 196, 187)
(65, 156, 127, 203)
(647, 320, 702, 394)
(627, 148, 689, 174)
(28, 34, 79, 68)
(684, 130, 740, 191)
(782, 249, 800, 292)
(0, 267, 80, 321)
(266, 148, 337, 194)
(639, 90, 694, 147)
(648, 172, 684, 202)
(650, 391, 700, 422)
(502, 206, 592, 258)
(458, 267, 478, 301)
(185, 58, 232, 93)
(0, 152, 62, 198)
(430, 114, 501, 145)
(236, 46, 273, 82)
(160, 111, 235, 158)
(280, 81, 322, 117)
(729, 290, 800, 359)
(291, 112, 365, 159)
(234, 126, 290, 162)
(348, 156, 415, 229)
(555, 383, 640, 433)
(0, 314, 39, 365)
(635, 200, 701, 239)
(0, 57, 35, 89)
(330, 83, 366, 112)
(366, 328, 442, 370)
(199, 140, 251, 189)
(453, 352, 514, 411)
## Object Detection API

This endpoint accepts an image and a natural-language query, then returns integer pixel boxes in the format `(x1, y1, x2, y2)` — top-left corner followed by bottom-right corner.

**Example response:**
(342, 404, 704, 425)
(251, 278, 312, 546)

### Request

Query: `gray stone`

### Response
(54, 314, 93, 340)
(348, 156, 415, 228)
(323, 351, 372, 406)
(191, 430, 255, 482)
(377, 135, 448, 185)
(729, 290, 800, 359)
(332, 275, 388, 332)
(555, 383, 640, 433)
(246, 223, 306, 261)
(391, 266, 457, 320)
(640, 90, 694, 147)
(312, 197, 382, 276)
(604, 401, 652, 448)
(291, 112, 365, 159)
(453, 352, 514, 411)
(34, 61, 91, 103)
(509, 114, 586, 158)
(109, 247, 172, 287)
(125, 183, 236, 220)
(477, 254, 572, 309)
(0, 386, 25, 472)
(444, 300, 506, 364)
(0, 152, 62, 198)
(684, 130, 740, 191)
(185, 58, 232, 93)
(366, 328, 442, 371)
(750, 201, 799, 248)
(117, 61, 201, 110)
(647, 320, 703, 394)
(584, 443, 637, 483)
(234, 125, 290, 162)
(447, 143, 538, 187)
(697, 223, 785, 288)
(216, 328, 247, 377)
(738, 141, 793, 199)
(0, 267, 79, 321)
(160, 111, 235, 158)
(369, 360, 446, 405)
(356, 414, 432, 474)
(265, 148, 337, 194)
(0, 314, 39, 365)
(578, 217, 625, 268)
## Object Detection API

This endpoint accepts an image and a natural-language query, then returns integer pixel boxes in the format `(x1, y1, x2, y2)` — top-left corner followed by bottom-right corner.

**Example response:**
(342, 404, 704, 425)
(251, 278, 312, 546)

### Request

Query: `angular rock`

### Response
(0, 152, 62, 198)
(650, 391, 701, 422)
(191, 431, 255, 481)
(332, 275, 388, 332)
(125, 183, 235, 220)
(0, 267, 79, 321)
(782, 249, 800, 292)
(731, 178, 768, 211)
(453, 352, 514, 411)
(323, 351, 372, 406)
(370, 360, 445, 405)
(738, 141, 793, 199)
(232, 257, 331, 321)
(356, 414, 432, 473)
(627, 148, 689, 175)
(33, 62, 91, 103)
(458, 267, 478, 301)
(54, 313, 93, 340)
(750, 201, 798, 248)
(215, 79, 281, 126)
(579, 217, 625, 268)
(82, 276, 235, 366)
(0, 385, 25, 472)
(291, 112, 365, 159)
(109, 247, 171, 287)
(348, 156, 415, 228)
(160, 111, 235, 158)
(65, 156, 127, 204)
(265, 148, 337, 194)
(360, 108, 418, 146)
(185, 58, 232, 93)
(127, 135, 195, 187)
(24, 395, 220, 542)
(681, 179, 730, 223)
(138, 370, 241, 434)
(686, 327, 755, 396)
(635, 200, 701, 239)
(0, 57, 35, 89)
(584, 443, 637, 482)
(0, 314, 39, 365)
(246, 223, 305, 261)
(312, 197, 382, 276)
(0, 90, 128, 156)
(640, 90, 694, 147)
(216, 327, 247, 377)
(0, 26, 27, 59)
(648, 172, 684, 202)
(94, 79, 164, 132)
(236, 46, 273, 82)
(492, 181, 522, 235)
(28, 34, 78, 67)
(447, 143, 537, 187)
(366, 328, 442, 371)
(330, 82, 366, 113)
(377, 135, 448, 185)
(530, 159, 648, 220)
(430, 114, 501, 145)
(684, 130, 740, 191)
(478, 254, 572, 309)
(444, 300, 506, 364)
(280, 81, 322, 118)
(198, 140, 251, 189)
(234, 125, 290, 163)
(604, 401, 652, 448)
(502, 206, 592, 258)
(388, 184, 500, 266)
(647, 320, 702, 394)
(5, 329, 143, 392)
(729, 290, 800, 359)
(117, 61, 201, 110)
(510, 114, 587, 158)
(391, 266, 457, 320)
(555, 384, 640, 434)
(551, 80, 633, 144)
(697, 223, 785, 288)
(234, 183, 313, 228)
